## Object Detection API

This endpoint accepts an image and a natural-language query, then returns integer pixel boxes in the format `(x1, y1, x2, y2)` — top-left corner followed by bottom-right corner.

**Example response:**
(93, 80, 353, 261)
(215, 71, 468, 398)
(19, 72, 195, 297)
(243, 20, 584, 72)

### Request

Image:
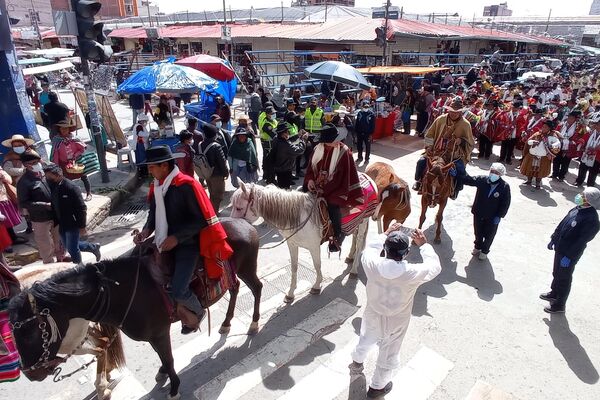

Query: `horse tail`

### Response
(97, 323, 126, 371)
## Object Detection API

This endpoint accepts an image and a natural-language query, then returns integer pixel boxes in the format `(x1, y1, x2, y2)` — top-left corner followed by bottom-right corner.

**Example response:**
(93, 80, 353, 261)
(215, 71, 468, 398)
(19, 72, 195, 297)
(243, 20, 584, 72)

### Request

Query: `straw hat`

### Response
(55, 119, 77, 132)
(2, 134, 35, 148)
(237, 114, 252, 122)
(334, 106, 348, 114)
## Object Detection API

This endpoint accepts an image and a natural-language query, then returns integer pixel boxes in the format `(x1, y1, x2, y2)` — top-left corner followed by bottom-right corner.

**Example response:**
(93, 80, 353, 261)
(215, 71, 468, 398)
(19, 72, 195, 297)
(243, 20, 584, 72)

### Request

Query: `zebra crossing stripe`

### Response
(194, 298, 359, 400)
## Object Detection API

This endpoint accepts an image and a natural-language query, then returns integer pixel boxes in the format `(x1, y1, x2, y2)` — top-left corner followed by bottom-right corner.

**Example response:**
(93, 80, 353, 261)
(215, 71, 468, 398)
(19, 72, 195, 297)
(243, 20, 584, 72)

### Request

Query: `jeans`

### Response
(171, 245, 203, 316)
(132, 108, 142, 126)
(473, 216, 499, 254)
(356, 131, 371, 160)
(59, 228, 96, 264)
(552, 153, 572, 179)
(550, 251, 577, 307)
(576, 160, 600, 186)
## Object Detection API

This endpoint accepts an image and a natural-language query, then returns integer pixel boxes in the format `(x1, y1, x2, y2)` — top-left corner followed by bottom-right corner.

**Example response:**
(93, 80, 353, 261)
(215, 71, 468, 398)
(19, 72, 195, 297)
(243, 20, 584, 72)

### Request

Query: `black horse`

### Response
(8, 218, 261, 400)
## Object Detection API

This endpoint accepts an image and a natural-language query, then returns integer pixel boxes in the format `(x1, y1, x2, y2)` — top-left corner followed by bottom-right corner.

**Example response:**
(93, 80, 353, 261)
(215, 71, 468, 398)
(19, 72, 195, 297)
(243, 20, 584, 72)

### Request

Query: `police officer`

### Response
(258, 106, 277, 184)
(542, 187, 600, 313)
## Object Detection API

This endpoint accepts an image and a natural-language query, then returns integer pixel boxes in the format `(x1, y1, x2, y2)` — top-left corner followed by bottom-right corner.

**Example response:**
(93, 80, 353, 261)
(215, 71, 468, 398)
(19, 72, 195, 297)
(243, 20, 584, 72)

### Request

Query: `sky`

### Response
(152, 0, 593, 18)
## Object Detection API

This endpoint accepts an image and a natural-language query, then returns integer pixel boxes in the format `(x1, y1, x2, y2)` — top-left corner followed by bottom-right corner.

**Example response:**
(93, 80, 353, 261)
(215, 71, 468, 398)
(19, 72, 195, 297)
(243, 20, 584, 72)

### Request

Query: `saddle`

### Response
(139, 238, 238, 327)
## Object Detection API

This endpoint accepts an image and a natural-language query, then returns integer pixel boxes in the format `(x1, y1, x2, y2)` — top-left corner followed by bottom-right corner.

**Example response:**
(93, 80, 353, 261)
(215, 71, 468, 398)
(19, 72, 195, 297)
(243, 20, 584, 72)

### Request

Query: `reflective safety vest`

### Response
(259, 113, 277, 141)
(304, 107, 324, 133)
(288, 123, 299, 140)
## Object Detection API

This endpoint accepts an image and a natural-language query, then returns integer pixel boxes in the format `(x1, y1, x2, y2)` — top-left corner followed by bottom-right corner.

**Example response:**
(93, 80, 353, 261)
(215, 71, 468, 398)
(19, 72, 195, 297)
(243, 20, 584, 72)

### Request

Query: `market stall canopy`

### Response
(304, 60, 371, 90)
(22, 61, 75, 76)
(357, 66, 450, 75)
(18, 57, 53, 66)
(21, 48, 76, 58)
(175, 54, 235, 81)
(518, 71, 553, 81)
(117, 58, 218, 94)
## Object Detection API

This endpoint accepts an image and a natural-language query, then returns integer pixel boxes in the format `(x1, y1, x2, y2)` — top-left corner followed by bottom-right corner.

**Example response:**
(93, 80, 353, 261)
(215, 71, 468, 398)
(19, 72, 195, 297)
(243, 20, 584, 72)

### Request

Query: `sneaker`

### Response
(348, 361, 364, 374)
(478, 252, 488, 260)
(91, 243, 102, 262)
(471, 248, 481, 256)
(544, 305, 565, 314)
(539, 292, 557, 302)
(367, 382, 393, 399)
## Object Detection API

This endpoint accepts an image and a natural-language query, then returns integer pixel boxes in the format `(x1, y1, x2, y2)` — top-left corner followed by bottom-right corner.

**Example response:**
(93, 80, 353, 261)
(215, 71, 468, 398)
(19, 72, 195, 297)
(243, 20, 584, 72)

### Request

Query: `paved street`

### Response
(2, 95, 599, 400)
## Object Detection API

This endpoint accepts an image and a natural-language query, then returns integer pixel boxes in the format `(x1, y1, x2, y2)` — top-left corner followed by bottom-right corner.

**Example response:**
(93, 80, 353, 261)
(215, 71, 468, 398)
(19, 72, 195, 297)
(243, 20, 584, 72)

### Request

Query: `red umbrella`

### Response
(176, 54, 235, 81)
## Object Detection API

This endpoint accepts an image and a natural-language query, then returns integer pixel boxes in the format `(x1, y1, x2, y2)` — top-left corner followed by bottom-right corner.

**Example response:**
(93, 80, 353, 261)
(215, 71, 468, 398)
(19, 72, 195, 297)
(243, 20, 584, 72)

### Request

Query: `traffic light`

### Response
(71, 0, 113, 63)
(374, 27, 386, 48)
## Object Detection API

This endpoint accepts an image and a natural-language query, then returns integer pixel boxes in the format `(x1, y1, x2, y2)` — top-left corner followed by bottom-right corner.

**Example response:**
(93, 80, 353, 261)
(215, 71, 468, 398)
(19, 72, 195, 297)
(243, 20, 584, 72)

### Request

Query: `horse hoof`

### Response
(99, 389, 112, 400)
(348, 272, 358, 280)
(344, 257, 354, 264)
(247, 322, 259, 335)
(155, 372, 168, 383)
(219, 325, 231, 335)
(167, 393, 181, 400)
(284, 295, 295, 303)
(309, 288, 321, 295)
(434, 238, 441, 244)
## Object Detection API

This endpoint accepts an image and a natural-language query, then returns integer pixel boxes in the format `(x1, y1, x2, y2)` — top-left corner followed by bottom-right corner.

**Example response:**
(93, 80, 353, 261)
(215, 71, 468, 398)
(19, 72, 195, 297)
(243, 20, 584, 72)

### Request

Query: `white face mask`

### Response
(31, 163, 43, 173)
(13, 146, 26, 154)
(215, 122, 222, 129)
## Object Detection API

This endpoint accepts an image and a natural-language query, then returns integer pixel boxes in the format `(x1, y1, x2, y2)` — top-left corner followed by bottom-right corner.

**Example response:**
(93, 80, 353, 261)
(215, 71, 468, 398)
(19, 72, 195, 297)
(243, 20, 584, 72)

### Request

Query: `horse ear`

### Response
(240, 180, 247, 194)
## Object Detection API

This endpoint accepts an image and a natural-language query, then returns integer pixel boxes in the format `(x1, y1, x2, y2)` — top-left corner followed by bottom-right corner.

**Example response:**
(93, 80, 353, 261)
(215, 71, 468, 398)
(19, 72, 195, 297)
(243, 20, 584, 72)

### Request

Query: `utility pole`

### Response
(28, 0, 42, 48)
(545, 9, 552, 34)
(145, 1, 153, 27)
(382, 0, 390, 66)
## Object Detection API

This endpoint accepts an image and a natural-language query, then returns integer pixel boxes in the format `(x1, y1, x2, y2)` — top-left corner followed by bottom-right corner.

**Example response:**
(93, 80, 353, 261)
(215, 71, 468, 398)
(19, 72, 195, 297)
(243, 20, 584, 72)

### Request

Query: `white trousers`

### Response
(351, 309, 409, 389)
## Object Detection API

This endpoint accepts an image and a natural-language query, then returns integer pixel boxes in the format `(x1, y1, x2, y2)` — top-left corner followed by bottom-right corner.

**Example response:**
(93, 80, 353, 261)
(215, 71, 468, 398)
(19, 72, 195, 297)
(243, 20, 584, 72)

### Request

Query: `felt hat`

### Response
(234, 127, 252, 137)
(2, 134, 35, 148)
(543, 119, 557, 130)
(140, 145, 184, 164)
(444, 97, 467, 112)
(318, 123, 339, 143)
(265, 106, 275, 115)
(55, 119, 77, 131)
(276, 122, 289, 135)
(42, 163, 62, 174)
(210, 114, 222, 122)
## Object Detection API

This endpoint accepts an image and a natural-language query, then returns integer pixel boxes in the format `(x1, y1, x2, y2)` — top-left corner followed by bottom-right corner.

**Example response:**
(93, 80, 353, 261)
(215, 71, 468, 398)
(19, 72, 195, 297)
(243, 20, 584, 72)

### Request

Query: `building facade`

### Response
(483, 2, 513, 17)
(6, 0, 53, 27)
(50, 0, 139, 18)
(291, 0, 355, 6)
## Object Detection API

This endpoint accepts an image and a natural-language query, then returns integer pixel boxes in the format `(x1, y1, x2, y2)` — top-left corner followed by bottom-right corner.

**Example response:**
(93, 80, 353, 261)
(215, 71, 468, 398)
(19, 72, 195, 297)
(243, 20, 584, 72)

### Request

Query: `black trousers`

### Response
(550, 251, 577, 307)
(275, 170, 294, 189)
(473, 216, 499, 254)
(327, 203, 343, 242)
(552, 153, 572, 179)
(415, 156, 426, 181)
(356, 131, 371, 160)
(403, 121, 411, 135)
(478, 136, 493, 159)
(499, 138, 516, 163)
(576, 160, 600, 186)
(416, 111, 429, 134)
(261, 141, 275, 184)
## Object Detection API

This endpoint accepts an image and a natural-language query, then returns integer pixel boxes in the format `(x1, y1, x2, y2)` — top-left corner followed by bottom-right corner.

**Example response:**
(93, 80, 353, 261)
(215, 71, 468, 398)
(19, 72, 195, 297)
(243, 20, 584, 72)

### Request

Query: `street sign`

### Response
(221, 25, 231, 41)
(372, 6, 400, 20)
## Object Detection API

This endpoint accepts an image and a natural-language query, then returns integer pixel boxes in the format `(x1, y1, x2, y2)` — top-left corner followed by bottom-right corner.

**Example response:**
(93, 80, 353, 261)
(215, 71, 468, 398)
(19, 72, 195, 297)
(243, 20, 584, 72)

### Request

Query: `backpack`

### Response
(194, 142, 219, 180)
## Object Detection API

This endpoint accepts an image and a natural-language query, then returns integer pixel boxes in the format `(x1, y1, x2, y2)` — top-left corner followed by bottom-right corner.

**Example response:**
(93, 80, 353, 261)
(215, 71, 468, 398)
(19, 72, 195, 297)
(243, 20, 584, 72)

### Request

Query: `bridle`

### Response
(10, 260, 141, 379)
(240, 184, 256, 219)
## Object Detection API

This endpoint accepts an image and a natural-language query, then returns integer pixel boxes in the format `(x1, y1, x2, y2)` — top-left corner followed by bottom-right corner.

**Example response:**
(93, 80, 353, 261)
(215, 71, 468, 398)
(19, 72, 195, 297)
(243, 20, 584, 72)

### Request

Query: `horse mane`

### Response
(253, 185, 319, 229)
(8, 263, 98, 312)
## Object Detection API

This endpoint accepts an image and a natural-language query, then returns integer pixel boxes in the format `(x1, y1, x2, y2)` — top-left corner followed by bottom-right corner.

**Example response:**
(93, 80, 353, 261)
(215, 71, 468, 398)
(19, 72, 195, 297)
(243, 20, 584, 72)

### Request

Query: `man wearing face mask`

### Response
(462, 163, 512, 260)
(208, 114, 232, 154)
(16, 151, 69, 264)
(349, 225, 441, 399)
(542, 187, 600, 313)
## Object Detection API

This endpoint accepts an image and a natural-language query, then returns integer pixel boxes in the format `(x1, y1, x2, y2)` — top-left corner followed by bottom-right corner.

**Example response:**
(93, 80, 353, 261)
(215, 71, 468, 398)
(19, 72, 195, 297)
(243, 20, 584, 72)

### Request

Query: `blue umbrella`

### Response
(304, 61, 371, 90)
(117, 58, 218, 94)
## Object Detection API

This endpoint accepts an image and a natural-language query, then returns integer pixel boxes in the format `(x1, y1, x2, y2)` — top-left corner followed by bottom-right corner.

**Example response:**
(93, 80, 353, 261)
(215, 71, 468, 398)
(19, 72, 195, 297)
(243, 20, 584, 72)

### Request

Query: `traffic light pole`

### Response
(79, 57, 110, 183)
(382, 0, 390, 66)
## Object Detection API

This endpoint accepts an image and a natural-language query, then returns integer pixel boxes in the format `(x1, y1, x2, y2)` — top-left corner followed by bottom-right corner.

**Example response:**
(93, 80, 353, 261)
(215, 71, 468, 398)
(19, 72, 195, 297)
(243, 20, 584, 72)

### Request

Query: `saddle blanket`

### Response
(0, 308, 20, 382)
(341, 173, 379, 235)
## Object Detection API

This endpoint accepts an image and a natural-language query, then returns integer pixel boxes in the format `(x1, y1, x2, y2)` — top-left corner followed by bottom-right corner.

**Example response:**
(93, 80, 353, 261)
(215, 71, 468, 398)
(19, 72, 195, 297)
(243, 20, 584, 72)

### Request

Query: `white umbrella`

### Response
(304, 61, 371, 90)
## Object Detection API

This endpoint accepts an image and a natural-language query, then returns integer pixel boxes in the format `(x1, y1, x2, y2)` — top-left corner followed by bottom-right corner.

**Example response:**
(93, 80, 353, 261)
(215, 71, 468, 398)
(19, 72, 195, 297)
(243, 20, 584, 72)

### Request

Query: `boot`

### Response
(176, 304, 201, 334)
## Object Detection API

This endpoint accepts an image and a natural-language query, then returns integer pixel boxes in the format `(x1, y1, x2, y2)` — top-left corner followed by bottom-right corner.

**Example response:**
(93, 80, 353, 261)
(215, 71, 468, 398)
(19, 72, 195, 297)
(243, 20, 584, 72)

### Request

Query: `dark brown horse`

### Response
(366, 161, 412, 232)
(8, 217, 261, 400)
(418, 155, 454, 243)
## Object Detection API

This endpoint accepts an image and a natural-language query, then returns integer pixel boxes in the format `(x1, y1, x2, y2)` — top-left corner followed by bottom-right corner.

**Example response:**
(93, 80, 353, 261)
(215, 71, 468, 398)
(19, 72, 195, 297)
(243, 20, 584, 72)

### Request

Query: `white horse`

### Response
(230, 181, 369, 303)
(14, 263, 125, 400)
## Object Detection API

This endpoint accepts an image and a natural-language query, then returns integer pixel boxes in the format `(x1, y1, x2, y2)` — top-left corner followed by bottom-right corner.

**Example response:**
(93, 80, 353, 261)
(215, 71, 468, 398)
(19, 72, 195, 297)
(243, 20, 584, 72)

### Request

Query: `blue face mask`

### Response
(488, 173, 500, 183)
(575, 193, 585, 206)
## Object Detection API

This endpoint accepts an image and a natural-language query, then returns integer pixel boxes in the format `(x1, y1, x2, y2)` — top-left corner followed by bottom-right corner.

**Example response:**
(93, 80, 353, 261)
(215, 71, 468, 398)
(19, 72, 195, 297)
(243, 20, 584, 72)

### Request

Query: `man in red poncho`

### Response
(303, 123, 362, 252)
(134, 146, 233, 334)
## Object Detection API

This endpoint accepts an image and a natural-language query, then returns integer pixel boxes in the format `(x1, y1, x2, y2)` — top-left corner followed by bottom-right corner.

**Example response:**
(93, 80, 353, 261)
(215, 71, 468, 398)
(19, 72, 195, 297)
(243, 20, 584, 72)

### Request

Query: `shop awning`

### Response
(356, 66, 450, 75)
(22, 61, 75, 76)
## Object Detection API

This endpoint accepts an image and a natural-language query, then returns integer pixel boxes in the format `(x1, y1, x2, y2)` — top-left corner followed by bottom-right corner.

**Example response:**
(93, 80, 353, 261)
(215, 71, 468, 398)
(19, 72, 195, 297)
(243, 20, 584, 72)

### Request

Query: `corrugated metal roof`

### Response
(108, 17, 564, 46)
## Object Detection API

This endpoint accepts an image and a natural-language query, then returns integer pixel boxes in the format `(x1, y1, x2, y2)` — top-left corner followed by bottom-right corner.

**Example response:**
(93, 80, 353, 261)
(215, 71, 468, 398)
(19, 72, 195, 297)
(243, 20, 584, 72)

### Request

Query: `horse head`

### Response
(230, 180, 260, 223)
(423, 156, 454, 207)
(374, 182, 411, 221)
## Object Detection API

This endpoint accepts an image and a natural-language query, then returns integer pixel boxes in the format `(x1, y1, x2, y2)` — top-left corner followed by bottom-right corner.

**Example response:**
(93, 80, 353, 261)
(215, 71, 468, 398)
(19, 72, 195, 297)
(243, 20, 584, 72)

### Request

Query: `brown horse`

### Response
(418, 155, 454, 243)
(8, 217, 261, 400)
(365, 162, 412, 232)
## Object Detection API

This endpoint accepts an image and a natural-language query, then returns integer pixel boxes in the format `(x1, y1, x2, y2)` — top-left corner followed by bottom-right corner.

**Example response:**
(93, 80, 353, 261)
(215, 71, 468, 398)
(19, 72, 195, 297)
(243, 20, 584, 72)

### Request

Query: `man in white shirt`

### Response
(349, 225, 442, 398)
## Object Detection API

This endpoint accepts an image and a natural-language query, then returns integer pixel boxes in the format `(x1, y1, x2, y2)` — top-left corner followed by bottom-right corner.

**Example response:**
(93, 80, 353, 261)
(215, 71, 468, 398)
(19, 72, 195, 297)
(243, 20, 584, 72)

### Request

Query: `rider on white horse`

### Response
(303, 123, 363, 252)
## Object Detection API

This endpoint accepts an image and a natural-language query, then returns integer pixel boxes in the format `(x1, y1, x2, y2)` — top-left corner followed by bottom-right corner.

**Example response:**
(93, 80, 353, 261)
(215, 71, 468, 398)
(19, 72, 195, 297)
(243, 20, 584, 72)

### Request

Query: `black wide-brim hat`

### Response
(140, 145, 185, 165)
(318, 123, 339, 143)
